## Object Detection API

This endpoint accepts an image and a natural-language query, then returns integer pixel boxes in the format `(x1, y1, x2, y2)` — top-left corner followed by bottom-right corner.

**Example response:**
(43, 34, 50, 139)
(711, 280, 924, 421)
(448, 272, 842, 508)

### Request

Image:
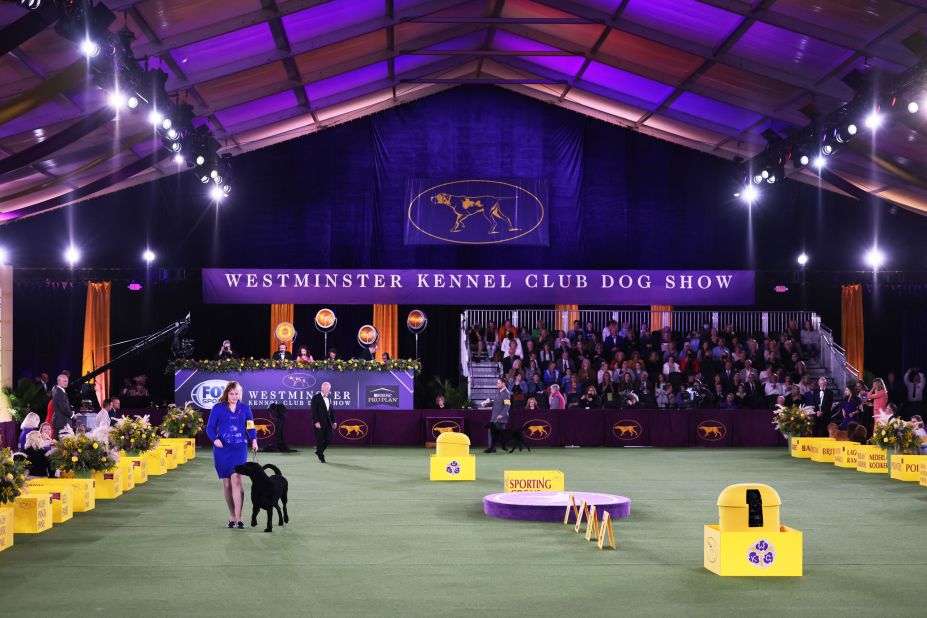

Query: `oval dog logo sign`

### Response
(408, 180, 545, 245)
(282, 373, 316, 389)
(431, 420, 461, 439)
(338, 419, 369, 440)
(190, 379, 229, 409)
(252, 418, 276, 440)
(522, 419, 552, 441)
(612, 419, 643, 440)
(697, 420, 727, 441)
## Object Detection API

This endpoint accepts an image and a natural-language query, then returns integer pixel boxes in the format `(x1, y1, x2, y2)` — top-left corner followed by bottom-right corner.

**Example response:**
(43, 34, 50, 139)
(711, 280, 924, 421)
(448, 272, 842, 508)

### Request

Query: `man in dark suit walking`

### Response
(311, 382, 336, 462)
(483, 378, 511, 453)
(809, 376, 834, 436)
(51, 373, 73, 438)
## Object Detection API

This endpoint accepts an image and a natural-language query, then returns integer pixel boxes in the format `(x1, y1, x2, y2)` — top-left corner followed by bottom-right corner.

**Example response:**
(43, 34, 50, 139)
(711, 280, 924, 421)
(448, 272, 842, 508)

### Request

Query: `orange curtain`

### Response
(841, 285, 864, 378)
(373, 304, 398, 360)
(554, 304, 579, 333)
(81, 282, 111, 405)
(270, 304, 294, 356)
(650, 305, 672, 332)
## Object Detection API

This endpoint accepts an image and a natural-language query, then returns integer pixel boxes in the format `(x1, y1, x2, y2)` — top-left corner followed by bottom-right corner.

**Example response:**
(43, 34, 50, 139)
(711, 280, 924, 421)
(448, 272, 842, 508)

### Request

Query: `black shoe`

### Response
(484, 448, 496, 453)
(236, 521, 244, 529)
(228, 521, 235, 529)
(320, 454, 326, 463)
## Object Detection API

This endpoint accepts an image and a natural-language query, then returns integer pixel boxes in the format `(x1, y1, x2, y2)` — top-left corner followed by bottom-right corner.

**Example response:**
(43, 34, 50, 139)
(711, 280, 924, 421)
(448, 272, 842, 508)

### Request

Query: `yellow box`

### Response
(182, 438, 196, 460)
(717, 484, 781, 532)
(122, 455, 149, 484)
(145, 448, 167, 475)
(834, 442, 860, 468)
(0, 506, 13, 552)
(856, 445, 888, 474)
(921, 463, 927, 487)
(704, 525, 802, 576)
(435, 431, 471, 458)
(890, 454, 927, 482)
(31, 485, 73, 524)
(789, 437, 814, 459)
(13, 493, 53, 534)
(160, 439, 188, 464)
(26, 478, 95, 512)
(92, 468, 123, 499)
(810, 438, 837, 463)
(503, 470, 565, 492)
(430, 454, 475, 481)
(160, 444, 179, 470)
(117, 459, 135, 492)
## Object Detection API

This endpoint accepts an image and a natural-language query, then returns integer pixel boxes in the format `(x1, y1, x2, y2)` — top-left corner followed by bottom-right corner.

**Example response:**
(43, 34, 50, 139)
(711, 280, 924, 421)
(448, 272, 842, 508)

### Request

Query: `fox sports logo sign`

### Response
(191, 380, 229, 409)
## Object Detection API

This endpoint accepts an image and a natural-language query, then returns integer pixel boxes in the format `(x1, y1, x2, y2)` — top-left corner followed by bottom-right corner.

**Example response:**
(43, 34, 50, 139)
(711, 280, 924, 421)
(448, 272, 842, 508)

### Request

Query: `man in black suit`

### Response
(273, 344, 293, 361)
(810, 376, 834, 436)
(51, 373, 73, 438)
(311, 382, 336, 463)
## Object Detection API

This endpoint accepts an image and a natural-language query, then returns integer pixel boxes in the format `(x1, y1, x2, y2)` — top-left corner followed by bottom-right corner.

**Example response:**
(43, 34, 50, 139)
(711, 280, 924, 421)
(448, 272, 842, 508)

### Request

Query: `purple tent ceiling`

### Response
(0, 0, 925, 221)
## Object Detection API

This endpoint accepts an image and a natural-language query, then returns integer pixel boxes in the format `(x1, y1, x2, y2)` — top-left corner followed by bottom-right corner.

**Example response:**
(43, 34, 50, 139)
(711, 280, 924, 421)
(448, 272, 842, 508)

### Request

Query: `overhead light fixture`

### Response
(797, 253, 809, 266)
(798, 154, 810, 167)
(0, 247, 8, 265)
(752, 173, 763, 185)
(166, 128, 179, 140)
(148, 109, 164, 126)
(127, 95, 139, 109)
(64, 245, 80, 265)
(821, 143, 834, 156)
(200, 174, 210, 183)
(107, 91, 126, 110)
(195, 155, 205, 166)
(836, 123, 857, 143)
(221, 184, 231, 195)
(80, 39, 100, 58)
(812, 155, 826, 170)
(864, 110, 883, 130)
(170, 142, 182, 152)
(864, 246, 886, 270)
(173, 153, 185, 164)
(741, 185, 758, 205)
(142, 249, 155, 263)
(209, 185, 224, 201)
(161, 118, 172, 131)
(210, 169, 219, 180)
(908, 101, 920, 114)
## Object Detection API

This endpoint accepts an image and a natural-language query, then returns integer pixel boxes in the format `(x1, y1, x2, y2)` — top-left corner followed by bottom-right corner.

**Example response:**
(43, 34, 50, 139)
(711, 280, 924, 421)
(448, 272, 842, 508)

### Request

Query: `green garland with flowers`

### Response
(1, 448, 29, 505)
(110, 415, 160, 455)
(160, 404, 204, 439)
(870, 417, 922, 453)
(47, 435, 119, 476)
(166, 357, 422, 375)
(772, 403, 816, 437)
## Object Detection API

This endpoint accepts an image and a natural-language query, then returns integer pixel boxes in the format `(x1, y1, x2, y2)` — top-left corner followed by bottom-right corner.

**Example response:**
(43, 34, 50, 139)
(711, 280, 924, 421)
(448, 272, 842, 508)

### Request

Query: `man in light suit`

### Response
(484, 378, 511, 453)
(51, 373, 73, 438)
(310, 382, 337, 463)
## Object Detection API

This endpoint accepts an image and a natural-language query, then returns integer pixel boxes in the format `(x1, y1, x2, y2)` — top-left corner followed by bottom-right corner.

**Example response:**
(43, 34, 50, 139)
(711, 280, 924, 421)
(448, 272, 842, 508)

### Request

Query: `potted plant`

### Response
(47, 434, 119, 479)
(159, 404, 204, 439)
(110, 415, 159, 456)
(772, 404, 815, 450)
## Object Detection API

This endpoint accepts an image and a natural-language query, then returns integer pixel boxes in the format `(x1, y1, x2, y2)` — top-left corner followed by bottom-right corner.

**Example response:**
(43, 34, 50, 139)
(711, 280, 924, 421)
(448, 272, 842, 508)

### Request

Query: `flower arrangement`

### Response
(160, 404, 204, 438)
(110, 415, 160, 455)
(47, 434, 118, 477)
(870, 417, 922, 453)
(0, 448, 28, 505)
(772, 404, 815, 437)
(166, 357, 422, 375)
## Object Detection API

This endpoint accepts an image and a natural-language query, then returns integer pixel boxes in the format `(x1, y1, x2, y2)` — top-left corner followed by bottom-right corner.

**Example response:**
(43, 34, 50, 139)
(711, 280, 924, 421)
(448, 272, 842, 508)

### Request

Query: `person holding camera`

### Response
(216, 340, 239, 360)
(904, 368, 925, 420)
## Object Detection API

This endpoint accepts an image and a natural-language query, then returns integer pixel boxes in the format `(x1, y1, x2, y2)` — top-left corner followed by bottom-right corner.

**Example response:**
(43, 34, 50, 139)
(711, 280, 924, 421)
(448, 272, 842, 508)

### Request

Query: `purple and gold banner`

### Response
(203, 269, 754, 305)
(405, 179, 548, 246)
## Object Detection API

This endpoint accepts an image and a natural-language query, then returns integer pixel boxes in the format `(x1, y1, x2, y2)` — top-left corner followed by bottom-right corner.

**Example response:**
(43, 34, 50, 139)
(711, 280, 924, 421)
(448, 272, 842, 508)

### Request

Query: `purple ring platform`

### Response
(483, 491, 631, 522)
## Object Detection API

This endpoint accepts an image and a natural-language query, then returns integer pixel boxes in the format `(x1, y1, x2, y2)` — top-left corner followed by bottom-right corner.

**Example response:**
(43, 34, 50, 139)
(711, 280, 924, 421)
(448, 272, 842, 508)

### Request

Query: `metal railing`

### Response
(818, 324, 861, 393)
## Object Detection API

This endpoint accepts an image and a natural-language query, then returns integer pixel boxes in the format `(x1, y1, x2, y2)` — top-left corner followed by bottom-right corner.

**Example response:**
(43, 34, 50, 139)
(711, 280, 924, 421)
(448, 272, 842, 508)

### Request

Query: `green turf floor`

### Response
(1, 447, 924, 616)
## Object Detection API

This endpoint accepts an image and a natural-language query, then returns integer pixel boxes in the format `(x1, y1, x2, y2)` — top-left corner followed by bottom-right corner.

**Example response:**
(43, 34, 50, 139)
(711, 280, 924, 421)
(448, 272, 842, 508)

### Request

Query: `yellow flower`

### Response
(71, 456, 78, 462)
(102, 457, 107, 462)
(92, 443, 99, 449)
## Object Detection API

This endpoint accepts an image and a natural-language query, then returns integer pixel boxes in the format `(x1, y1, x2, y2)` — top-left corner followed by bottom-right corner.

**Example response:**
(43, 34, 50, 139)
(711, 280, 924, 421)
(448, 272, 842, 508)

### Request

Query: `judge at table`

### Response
(273, 344, 293, 361)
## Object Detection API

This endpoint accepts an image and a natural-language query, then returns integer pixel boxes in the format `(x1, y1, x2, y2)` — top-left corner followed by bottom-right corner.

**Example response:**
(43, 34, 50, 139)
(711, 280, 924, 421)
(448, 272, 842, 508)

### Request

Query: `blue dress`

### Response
(206, 402, 256, 478)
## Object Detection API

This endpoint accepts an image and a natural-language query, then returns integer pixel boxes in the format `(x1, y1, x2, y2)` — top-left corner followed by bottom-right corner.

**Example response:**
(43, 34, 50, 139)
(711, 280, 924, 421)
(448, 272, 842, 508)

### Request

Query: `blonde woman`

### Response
(867, 378, 890, 424)
(205, 381, 258, 529)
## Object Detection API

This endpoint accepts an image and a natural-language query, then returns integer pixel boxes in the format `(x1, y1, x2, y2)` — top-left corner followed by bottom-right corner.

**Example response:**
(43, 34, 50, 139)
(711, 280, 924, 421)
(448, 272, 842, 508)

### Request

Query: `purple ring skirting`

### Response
(483, 491, 632, 522)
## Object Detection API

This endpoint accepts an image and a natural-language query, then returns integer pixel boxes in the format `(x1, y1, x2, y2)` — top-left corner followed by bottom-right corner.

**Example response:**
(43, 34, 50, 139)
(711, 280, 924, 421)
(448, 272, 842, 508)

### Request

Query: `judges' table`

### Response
(140, 407, 782, 448)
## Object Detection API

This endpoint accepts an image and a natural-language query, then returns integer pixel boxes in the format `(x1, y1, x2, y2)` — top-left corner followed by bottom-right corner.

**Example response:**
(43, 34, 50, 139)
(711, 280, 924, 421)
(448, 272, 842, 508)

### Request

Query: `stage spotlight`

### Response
(836, 123, 857, 143)
(908, 101, 920, 114)
(864, 246, 886, 270)
(195, 155, 205, 166)
(761, 169, 769, 179)
(173, 153, 185, 164)
(210, 169, 219, 180)
(821, 143, 834, 156)
(170, 142, 181, 152)
(864, 110, 883, 130)
(741, 185, 758, 205)
(798, 154, 810, 167)
(80, 39, 100, 58)
(167, 128, 179, 140)
(142, 249, 155, 263)
(812, 155, 826, 170)
(0, 247, 8, 265)
(797, 253, 809, 266)
(127, 95, 139, 109)
(64, 246, 80, 265)
(107, 91, 126, 110)
(209, 185, 224, 201)
(752, 173, 763, 184)
(221, 184, 231, 195)
(19, 1, 42, 9)
(161, 118, 172, 131)
(200, 174, 210, 183)
(148, 109, 164, 126)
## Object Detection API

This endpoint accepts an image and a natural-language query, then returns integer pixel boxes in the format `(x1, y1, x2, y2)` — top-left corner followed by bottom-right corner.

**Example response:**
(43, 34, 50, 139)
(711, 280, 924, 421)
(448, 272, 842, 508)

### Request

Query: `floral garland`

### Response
(772, 404, 815, 437)
(166, 357, 422, 375)
(47, 435, 119, 475)
(0, 448, 28, 505)
(160, 404, 204, 439)
(110, 415, 160, 455)
(870, 417, 922, 453)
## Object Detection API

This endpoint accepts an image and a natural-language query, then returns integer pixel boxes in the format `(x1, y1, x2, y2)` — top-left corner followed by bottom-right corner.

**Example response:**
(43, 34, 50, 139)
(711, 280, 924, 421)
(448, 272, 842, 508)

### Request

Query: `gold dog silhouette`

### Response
(527, 425, 549, 438)
(340, 424, 365, 437)
(430, 192, 520, 234)
(698, 425, 724, 438)
(434, 426, 458, 434)
(254, 424, 273, 437)
(613, 424, 640, 438)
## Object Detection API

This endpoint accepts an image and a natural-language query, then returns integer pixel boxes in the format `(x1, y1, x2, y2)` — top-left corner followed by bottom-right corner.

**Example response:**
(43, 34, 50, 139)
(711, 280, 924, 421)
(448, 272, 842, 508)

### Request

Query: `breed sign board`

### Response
(503, 470, 565, 493)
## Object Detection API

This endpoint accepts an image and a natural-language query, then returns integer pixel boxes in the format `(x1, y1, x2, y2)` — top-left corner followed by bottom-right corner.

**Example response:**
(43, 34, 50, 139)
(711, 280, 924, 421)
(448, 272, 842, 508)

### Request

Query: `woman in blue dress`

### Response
(205, 381, 258, 529)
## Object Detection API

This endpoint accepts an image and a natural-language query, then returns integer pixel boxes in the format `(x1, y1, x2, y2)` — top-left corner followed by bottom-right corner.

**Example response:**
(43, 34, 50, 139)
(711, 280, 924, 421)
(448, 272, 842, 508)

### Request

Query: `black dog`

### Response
(234, 462, 289, 532)
(484, 423, 530, 453)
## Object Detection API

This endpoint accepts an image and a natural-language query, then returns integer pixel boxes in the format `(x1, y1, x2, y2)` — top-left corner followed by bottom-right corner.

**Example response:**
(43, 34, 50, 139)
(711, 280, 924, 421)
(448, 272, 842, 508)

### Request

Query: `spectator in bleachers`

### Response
(904, 367, 925, 419)
(662, 355, 680, 376)
(555, 330, 571, 350)
(578, 385, 600, 409)
(800, 320, 820, 358)
(720, 393, 738, 410)
(526, 372, 544, 397)
(764, 374, 784, 404)
(543, 362, 560, 387)
(656, 384, 674, 409)
(568, 320, 584, 341)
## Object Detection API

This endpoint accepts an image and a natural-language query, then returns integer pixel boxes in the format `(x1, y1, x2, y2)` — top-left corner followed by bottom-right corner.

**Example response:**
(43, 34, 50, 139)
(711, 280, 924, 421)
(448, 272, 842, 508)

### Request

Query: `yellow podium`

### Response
(13, 493, 53, 534)
(122, 455, 149, 484)
(856, 445, 888, 474)
(27, 478, 95, 513)
(890, 454, 927, 482)
(430, 432, 475, 481)
(0, 506, 13, 553)
(834, 442, 860, 468)
(161, 444, 179, 469)
(117, 459, 136, 492)
(182, 438, 196, 460)
(810, 438, 837, 463)
(160, 439, 188, 464)
(145, 448, 168, 476)
(30, 485, 73, 524)
(789, 437, 814, 459)
(704, 484, 802, 577)
(92, 468, 123, 499)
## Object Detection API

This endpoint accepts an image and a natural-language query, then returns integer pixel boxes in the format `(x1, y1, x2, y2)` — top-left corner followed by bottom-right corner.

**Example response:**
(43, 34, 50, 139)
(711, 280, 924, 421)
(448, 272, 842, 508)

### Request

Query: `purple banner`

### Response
(203, 269, 754, 305)
(174, 369, 414, 410)
(405, 179, 548, 246)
